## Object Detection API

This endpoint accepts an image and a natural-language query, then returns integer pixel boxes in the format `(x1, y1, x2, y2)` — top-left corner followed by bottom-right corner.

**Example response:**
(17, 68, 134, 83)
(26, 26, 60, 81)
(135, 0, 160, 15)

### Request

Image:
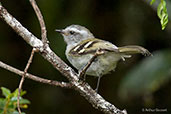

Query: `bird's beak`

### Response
(55, 29, 69, 36)
(55, 29, 64, 34)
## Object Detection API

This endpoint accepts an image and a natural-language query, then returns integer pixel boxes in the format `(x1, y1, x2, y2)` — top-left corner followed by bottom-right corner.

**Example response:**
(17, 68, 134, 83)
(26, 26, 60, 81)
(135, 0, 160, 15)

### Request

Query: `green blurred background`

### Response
(0, 0, 171, 114)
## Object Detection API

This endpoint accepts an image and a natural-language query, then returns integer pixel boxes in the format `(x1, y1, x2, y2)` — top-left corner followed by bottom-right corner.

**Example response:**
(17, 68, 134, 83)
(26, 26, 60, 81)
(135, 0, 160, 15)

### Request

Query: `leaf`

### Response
(1, 87, 11, 97)
(20, 104, 29, 109)
(13, 88, 19, 97)
(11, 97, 30, 104)
(12, 111, 20, 114)
(13, 88, 27, 97)
(20, 91, 27, 96)
(118, 50, 171, 101)
(157, 0, 168, 30)
(12, 111, 25, 114)
(0, 98, 5, 110)
(150, 0, 156, 5)
(11, 96, 21, 102)
(19, 99, 30, 104)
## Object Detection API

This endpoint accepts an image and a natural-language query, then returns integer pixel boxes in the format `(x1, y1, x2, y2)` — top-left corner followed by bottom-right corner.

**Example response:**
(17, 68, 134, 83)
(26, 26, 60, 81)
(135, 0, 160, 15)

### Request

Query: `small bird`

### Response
(55, 25, 151, 91)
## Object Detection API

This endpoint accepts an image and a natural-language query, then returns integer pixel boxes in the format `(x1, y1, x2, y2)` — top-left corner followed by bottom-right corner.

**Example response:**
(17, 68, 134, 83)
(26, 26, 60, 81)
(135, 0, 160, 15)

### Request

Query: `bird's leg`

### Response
(95, 76, 102, 92)
(79, 49, 104, 81)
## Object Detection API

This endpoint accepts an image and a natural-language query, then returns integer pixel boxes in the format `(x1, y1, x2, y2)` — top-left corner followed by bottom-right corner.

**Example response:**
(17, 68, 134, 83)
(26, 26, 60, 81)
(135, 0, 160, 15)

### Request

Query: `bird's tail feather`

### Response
(118, 45, 152, 56)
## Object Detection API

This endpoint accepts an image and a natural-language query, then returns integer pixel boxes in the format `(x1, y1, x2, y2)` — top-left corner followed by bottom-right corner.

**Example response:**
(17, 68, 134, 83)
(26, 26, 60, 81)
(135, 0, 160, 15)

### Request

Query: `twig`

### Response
(0, 61, 72, 88)
(79, 49, 104, 80)
(0, 3, 127, 114)
(29, 0, 47, 44)
(17, 48, 35, 114)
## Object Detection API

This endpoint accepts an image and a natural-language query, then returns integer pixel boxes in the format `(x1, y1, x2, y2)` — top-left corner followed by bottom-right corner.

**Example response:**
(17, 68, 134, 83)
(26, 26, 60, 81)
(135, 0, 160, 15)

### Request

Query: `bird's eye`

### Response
(69, 31, 75, 35)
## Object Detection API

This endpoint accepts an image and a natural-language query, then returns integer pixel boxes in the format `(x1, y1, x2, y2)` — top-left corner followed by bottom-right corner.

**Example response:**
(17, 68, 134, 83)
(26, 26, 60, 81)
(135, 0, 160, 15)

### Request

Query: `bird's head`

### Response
(56, 25, 94, 46)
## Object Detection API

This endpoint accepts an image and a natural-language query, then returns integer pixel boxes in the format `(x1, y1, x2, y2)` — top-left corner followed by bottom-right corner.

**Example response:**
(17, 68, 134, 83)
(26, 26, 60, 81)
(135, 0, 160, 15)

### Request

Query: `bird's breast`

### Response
(66, 50, 121, 77)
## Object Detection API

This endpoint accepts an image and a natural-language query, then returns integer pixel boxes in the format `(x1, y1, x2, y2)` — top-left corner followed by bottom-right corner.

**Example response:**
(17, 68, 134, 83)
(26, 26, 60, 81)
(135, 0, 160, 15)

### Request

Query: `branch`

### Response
(0, 61, 72, 88)
(29, 0, 48, 43)
(17, 48, 35, 114)
(18, 0, 48, 112)
(0, 3, 127, 114)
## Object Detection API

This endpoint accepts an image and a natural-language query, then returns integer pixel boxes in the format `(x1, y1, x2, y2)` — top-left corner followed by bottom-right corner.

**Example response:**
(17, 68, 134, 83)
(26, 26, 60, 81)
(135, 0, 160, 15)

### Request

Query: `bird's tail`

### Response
(118, 45, 152, 60)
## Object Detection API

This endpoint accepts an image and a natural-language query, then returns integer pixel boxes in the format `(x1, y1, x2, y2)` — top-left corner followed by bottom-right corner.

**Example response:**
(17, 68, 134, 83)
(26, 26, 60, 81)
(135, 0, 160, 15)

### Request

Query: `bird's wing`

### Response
(69, 38, 119, 56)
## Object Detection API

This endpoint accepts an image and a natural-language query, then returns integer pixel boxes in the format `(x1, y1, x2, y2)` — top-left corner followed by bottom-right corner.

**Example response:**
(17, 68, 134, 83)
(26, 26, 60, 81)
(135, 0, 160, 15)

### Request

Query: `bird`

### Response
(55, 24, 151, 91)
